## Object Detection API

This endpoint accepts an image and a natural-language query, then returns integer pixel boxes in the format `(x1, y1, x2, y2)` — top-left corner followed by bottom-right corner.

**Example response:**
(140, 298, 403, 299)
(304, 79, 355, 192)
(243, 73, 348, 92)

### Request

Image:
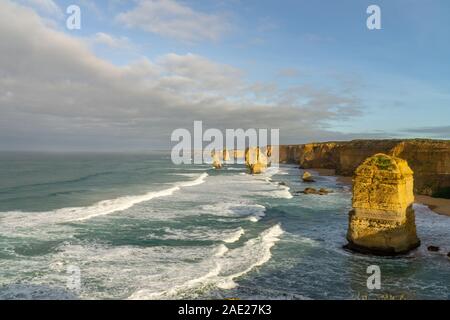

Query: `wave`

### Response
(264, 166, 280, 177)
(128, 224, 284, 299)
(0, 171, 118, 194)
(271, 185, 293, 199)
(3, 225, 282, 299)
(0, 165, 162, 195)
(201, 202, 266, 222)
(223, 228, 245, 243)
(142, 226, 245, 244)
(0, 173, 208, 230)
(226, 167, 244, 171)
(260, 175, 293, 199)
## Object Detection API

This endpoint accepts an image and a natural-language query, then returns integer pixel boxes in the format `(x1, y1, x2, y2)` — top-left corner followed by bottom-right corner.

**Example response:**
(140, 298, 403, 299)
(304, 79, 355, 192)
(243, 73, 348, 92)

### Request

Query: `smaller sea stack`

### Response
(302, 171, 315, 182)
(211, 150, 223, 169)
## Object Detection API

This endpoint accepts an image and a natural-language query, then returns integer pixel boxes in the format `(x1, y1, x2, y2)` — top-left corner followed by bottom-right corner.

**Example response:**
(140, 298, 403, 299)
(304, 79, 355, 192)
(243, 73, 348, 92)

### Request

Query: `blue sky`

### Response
(1, 0, 449, 150)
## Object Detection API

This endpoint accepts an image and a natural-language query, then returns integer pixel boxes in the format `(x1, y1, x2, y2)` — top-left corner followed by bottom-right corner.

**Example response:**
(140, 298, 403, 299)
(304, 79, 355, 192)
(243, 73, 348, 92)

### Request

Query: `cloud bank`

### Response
(116, 0, 230, 43)
(0, 0, 363, 151)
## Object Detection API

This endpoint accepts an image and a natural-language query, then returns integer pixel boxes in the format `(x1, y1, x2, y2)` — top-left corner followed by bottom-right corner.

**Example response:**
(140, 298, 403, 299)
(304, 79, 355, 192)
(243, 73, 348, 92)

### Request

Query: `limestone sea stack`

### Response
(223, 148, 231, 162)
(346, 154, 420, 255)
(245, 147, 268, 174)
(211, 151, 223, 169)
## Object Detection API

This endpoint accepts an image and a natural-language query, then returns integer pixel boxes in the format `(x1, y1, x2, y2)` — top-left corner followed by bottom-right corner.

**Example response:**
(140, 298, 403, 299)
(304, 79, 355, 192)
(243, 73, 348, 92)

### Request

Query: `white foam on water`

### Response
(250, 169, 293, 199)
(0, 173, 208, 232)
(143, 226, 245, 243)
(226, 167, 244, 171)
(0, 224, 282, 300)
(214, 244, 229, 257)
(128, 224, 284, 300)
(170, 173, 201, 177)
(271, 185, 293, 199)
(201, 202, 266, 222)
(264, 166, 280, 177)
(0, 284, 78, 300)
(0, 166, 293, 300)
(223, 228, 245, 243)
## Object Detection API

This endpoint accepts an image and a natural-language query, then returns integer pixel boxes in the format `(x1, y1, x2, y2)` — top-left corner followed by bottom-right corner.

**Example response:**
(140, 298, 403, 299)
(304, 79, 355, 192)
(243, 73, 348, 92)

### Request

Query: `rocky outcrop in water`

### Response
(345, 154, 420, 255)
(299, 187, 331, 195)
(427, 246, 440, 252)
(245, 147, 268, 174)
(211, 151, 223, 169)
(302, 171, 315, 182)
(279, 139, 450, 197)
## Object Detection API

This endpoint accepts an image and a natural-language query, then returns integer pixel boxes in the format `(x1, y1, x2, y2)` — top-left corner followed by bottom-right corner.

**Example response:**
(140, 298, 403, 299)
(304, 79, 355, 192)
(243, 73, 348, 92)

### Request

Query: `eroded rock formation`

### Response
(211, 151, 223, 169)
(245, 147, 268, 174)
(278, 139, 450, 197)
(302, 171, 315, 182)
(223, 148, 230, 162)
(346, 154, 420, 255)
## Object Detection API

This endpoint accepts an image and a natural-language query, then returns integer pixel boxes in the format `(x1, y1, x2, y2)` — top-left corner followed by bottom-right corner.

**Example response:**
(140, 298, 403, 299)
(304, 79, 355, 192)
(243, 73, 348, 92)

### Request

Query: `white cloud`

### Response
(90, 32, 134, 50)
(116, 0, 230, 43)
(20, 0, 62, 17)
(0, 0, 362, 150)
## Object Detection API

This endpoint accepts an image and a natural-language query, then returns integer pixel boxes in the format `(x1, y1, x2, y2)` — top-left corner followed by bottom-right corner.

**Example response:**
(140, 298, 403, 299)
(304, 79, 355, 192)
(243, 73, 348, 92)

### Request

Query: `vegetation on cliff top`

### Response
(368, 154, 395, 171)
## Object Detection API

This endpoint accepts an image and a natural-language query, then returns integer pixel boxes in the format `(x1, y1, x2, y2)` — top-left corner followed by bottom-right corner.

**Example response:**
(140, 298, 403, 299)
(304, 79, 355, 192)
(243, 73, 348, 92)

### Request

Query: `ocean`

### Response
(0, 151, 449, 300)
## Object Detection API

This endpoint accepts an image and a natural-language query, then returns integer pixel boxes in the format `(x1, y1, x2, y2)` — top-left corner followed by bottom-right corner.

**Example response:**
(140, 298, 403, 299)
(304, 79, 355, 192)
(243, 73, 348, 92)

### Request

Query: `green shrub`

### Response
(370, 155, 394, 170)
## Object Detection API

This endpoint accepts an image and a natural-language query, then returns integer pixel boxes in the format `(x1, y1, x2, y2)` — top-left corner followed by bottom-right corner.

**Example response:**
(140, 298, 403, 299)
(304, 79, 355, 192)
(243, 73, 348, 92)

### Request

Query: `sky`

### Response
(1, 0, 449, 151)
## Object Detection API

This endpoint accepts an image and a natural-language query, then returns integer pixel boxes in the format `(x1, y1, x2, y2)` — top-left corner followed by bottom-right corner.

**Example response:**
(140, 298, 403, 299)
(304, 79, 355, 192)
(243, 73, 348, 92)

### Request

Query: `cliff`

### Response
(279, 139, 450, 197)
(346, 154, 420, 255)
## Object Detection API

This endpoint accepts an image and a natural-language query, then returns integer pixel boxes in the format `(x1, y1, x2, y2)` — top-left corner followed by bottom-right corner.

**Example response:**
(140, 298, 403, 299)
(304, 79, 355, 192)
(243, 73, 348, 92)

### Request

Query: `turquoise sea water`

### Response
(0, 152, 449, 300)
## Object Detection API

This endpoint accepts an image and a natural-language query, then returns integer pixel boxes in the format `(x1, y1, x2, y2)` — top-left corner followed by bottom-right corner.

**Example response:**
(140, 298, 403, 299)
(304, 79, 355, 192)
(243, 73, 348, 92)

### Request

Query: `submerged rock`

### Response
(318, 188, 331, 195)
(300, 187, 332, 195)
(427, 246, 440, 252)
(303, 187, 317, 194)
(345, 154, 420, 255)
(302, 171, 315, 182)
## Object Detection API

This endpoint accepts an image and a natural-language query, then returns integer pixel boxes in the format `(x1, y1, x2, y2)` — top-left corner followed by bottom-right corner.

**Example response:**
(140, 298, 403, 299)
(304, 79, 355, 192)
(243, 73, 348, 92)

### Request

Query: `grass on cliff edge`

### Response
(369, 155, 394, 171)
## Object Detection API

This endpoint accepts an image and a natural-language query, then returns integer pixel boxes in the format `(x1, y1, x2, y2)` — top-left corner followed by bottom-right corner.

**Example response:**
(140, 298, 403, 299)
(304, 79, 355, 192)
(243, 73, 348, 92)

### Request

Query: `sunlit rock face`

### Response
(279, 140, 450, 197)
(211, 151, 223, 169)
(245, 147, 268, 174)
(346, 154, 420, 255)
(223, 149, 230, 162)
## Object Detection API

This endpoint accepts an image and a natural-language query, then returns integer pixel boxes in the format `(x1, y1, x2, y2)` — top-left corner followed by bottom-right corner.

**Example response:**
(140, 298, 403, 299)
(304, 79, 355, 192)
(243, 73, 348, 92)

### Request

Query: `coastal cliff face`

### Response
(279, 140, 450, 197)
(346, 154, 420, 255)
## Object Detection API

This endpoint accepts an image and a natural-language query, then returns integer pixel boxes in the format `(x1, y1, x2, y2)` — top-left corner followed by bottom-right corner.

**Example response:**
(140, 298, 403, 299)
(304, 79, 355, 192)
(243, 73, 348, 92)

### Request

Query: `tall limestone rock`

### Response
(245, 147, 268, 174)
(211, 150, 223, 169)
(223, 148, 231, 162)
(346, 154, 420, 255)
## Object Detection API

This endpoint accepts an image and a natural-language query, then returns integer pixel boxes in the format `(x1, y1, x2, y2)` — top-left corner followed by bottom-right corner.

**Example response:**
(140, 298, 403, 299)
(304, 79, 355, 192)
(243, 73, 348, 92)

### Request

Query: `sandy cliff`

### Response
(279, 139, 450, 197)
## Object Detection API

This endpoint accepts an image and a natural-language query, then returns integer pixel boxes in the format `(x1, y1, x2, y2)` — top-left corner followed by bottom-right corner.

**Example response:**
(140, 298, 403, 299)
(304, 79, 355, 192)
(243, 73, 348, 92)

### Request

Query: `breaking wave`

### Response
(0, 173, 208, 231)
